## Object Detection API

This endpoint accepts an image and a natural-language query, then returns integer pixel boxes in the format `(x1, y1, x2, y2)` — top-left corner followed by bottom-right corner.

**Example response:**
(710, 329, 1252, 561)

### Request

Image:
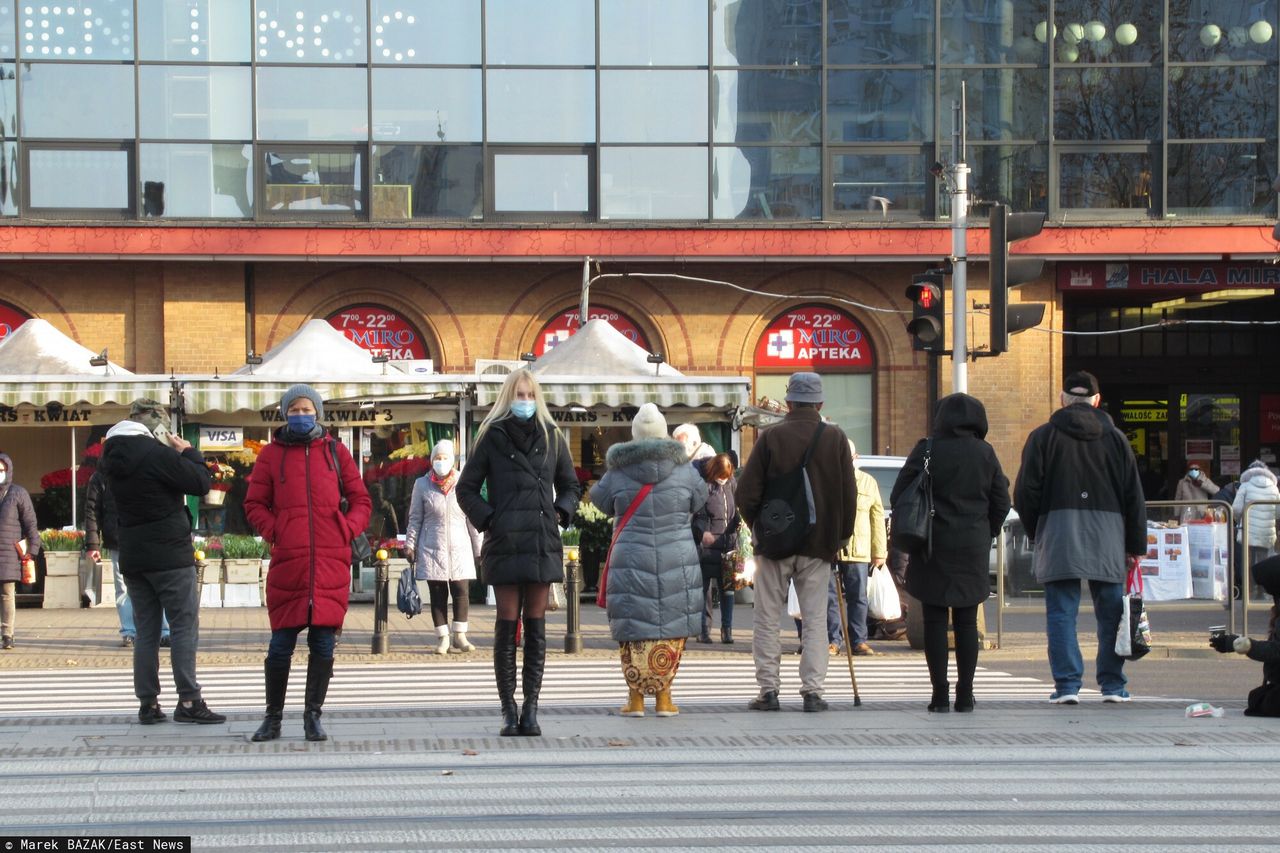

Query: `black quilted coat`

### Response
(0, 452, 41, 583)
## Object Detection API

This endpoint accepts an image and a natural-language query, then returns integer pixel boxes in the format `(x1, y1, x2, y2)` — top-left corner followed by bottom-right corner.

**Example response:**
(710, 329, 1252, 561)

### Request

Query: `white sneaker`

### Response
(1049, 693, 1080, 705)
(1101, 693, 1132, 703)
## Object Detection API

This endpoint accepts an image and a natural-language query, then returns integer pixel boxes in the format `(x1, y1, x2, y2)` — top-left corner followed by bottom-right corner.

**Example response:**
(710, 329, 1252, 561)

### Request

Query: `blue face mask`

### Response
(510, 400, 537, 421)
(287, 413, 317, 435)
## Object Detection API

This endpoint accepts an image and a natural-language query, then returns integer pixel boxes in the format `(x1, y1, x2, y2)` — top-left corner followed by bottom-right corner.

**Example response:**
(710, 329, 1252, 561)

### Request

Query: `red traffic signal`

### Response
(906, 272, 945, 351)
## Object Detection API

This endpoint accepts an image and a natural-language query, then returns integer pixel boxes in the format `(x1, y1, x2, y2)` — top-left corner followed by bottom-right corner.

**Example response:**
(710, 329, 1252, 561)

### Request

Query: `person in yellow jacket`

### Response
(830, 440, 888, 655)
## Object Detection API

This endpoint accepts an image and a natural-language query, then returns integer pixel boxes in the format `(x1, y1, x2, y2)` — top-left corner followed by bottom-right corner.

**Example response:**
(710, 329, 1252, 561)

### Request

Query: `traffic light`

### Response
(905, 271, 945, 352)
(989, 203, 1046, 355)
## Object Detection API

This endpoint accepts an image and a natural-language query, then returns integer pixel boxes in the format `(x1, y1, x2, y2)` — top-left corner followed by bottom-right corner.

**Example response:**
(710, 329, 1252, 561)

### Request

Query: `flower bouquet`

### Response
(721, 520, 755, 590)
(206, 462, 236, 506)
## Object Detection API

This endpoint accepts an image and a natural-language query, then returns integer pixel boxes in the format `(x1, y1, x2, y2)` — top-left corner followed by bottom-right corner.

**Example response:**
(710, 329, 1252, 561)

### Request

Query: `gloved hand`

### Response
(1210, 633, 1239, 653)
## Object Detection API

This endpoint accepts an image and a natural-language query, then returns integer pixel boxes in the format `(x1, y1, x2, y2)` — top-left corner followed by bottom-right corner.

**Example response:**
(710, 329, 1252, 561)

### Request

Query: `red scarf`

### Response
(431, 469, 458, 495)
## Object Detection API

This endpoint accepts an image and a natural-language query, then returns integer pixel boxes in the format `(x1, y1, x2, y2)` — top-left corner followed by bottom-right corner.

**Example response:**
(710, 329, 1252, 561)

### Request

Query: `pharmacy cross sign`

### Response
(754, 306, 873, 369)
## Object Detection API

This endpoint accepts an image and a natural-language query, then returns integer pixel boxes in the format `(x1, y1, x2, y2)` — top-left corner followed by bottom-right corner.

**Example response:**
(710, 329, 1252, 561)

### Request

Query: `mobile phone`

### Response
(152, 422, 172, 443)
(1209, 625, 1227, 638)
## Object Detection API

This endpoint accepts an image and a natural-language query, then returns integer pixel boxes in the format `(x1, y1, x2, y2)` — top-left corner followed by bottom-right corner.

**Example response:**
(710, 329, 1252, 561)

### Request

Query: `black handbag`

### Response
(328, 440, 373, 565)
(890, 437, 933, 556)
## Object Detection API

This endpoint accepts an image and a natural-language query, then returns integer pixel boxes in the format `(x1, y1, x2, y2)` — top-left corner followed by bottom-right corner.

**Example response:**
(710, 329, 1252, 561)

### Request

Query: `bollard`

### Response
(372, 549, 390, 654)
(564, 549, 583, 654)
(193, 550, 207, 604)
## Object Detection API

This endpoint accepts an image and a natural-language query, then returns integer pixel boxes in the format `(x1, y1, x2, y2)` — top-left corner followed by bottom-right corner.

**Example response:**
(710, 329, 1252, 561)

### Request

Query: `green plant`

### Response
(220, 534, 266, 559)
(39, 529, 84, 552)
(572, 500, 613, 555)
(560, 528, 581, 546)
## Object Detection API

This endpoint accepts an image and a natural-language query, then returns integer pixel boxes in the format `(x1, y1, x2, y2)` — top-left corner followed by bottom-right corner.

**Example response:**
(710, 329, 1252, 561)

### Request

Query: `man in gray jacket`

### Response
(1014, 371, 1146, 704)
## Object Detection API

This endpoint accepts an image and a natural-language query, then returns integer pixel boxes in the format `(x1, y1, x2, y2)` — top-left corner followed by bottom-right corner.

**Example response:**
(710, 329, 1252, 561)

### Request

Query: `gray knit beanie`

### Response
(280, 383, 324, 419)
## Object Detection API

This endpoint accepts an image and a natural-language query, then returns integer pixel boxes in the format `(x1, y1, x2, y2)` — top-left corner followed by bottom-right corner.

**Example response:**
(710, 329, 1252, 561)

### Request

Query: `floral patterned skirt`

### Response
(619, 638, 686, 696)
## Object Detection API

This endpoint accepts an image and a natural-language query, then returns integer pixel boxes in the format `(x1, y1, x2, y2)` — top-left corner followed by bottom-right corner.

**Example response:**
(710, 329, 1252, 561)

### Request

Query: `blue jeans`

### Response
(828, 562, 870, 647)
(267, 625, 337, 667)
(108, 549, 168, 640)
(1044, 578, 1127, 697)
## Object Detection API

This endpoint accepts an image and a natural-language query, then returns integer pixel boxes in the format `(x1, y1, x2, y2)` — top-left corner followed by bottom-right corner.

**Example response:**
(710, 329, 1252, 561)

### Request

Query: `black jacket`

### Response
(891, 394, 1010, 608)
(84, 470, 119, 552)
(692, 460, 738, 568)
(98, 428, 211, 576)
(0, 452, 40, 583)
(456, 418, 581, 585)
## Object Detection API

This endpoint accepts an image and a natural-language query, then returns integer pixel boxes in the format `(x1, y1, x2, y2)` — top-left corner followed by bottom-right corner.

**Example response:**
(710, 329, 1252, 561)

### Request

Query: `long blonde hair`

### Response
(474, 368, 558, 448)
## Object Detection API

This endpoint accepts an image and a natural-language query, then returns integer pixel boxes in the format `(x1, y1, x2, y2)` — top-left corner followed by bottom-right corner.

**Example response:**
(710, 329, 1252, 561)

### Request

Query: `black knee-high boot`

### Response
(922, 604, 950, 713)
(494, 619, 520, 736)
(952, 605, 979, 712)
(302, 656, 333, 742)
(251, 658, 290, 742)
(519, 617, 546, 736)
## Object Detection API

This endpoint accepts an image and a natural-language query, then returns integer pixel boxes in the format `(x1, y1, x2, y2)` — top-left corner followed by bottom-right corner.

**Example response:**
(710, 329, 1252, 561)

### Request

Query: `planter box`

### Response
(44, 551, 81, 577)
(204, 489, 227, 507)
(222, 583, 261, 608)
(387, 557, 410, 576)
(224, 558, 262, 584)
(42, 574, 81, 608)
(200, 562, 223, 584)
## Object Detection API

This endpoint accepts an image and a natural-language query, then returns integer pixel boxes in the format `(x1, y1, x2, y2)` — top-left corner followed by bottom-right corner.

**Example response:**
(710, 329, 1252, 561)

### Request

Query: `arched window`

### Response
(0, 302, 32, 345)
(326, 304, 429, 361)
(534, 305, 651, 356)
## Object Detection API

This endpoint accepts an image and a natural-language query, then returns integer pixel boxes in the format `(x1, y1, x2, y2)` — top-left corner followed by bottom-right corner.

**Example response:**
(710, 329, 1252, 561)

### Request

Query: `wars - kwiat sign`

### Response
(754, 305, 873, 369)
(327, 305, 428, 359)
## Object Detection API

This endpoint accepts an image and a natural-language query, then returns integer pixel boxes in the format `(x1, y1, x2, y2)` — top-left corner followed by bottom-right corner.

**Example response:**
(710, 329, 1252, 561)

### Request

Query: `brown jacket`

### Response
(736, 407, 856, 562)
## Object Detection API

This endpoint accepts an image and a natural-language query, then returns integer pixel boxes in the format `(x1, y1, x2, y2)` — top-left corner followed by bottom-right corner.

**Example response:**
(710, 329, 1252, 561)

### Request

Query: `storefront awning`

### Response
(180, 376, 470, 416)
(0, 375, 176, 410)
(474, 376, 751, 409)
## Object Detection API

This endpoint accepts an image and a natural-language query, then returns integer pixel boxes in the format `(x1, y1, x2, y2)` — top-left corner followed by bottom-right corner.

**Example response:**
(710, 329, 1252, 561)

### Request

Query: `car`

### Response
(856, 455, 1038, 596)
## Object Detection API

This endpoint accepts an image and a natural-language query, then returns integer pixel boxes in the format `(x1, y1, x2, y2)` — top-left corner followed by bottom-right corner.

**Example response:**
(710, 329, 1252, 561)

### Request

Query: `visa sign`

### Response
(200, 426, 244, 451)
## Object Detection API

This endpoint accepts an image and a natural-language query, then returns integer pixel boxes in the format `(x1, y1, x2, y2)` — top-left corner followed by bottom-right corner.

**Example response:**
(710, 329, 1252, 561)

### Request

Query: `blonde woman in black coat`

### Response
(891, 394, 1010, 713)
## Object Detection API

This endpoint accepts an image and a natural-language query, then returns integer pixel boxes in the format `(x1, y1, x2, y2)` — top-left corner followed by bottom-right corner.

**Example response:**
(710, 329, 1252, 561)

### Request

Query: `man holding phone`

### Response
(99, 399, 224, 725)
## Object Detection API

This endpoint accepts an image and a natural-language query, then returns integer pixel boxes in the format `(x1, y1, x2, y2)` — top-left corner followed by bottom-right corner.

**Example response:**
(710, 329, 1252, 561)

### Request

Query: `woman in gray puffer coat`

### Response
(590, 404, 708, 718)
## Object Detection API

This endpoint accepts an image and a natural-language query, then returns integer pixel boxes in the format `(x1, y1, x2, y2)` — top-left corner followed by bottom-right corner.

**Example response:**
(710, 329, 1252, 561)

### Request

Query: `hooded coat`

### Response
(1014, 403, 1147, 584)
(406, 473, 481, 582)
(890, 394, 1011, 608)
(98, 422, 212, 576)
(1234, 463, 1280, 549)
(84, 469, 119, 552)
(243, 429, 371, 630)
(590, 438, 709, 642)
(0, 453, 40, 583)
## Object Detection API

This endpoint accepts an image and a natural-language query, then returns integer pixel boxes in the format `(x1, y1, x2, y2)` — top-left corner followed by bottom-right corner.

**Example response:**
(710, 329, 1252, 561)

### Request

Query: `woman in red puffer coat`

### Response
(243, 384, 370, 743)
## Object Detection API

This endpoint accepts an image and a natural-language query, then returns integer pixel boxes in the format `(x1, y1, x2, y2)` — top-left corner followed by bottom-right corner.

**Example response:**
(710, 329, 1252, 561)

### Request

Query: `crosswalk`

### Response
(0, 657, 1062, 715)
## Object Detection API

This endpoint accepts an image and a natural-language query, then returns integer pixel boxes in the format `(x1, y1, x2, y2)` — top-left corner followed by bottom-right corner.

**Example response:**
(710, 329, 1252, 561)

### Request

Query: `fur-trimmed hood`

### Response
(1242, 463, 1278, 489)
(605, 438, 689, 485)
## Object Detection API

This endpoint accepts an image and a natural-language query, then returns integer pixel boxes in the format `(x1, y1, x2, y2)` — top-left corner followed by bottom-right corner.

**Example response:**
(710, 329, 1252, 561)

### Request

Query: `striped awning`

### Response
(181, 376, 471, 415)
(473, 376, 751, 409)
(0, 375, 176, 408)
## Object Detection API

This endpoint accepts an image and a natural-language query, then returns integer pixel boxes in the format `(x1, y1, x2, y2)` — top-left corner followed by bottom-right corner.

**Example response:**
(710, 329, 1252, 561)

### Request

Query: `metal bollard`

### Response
(372, 549, 390, 655)
(564, 550, 583, 654)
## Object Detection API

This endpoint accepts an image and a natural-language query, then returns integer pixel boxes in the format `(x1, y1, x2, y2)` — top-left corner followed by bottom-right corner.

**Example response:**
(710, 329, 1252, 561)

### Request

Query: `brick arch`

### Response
(0, 270, 80, 341)
(520, 289, 666, 364)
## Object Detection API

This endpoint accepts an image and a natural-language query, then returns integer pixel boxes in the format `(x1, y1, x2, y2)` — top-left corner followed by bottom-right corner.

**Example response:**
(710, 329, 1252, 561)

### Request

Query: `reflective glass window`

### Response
(967, 144, 1048, 212)
(831, 149, 927, 218)
(0, 63, 12, 137)
(1058, 149, 1153, 210)
(714, 70, 819, 144)
(20, 0, 133, 60)
(256, 67, 368, 141)
(713, 0, 820, 66)
(138, 0, 251, 62)
(139, 66, 252, 141)
(373, 143, 481, 218)
(601, 71, 707, 143)
(263, 147, 362, 213)
(713, 145, 819, 220)
(372, 68, 481, 142)
(21, 63, 134, 138)
(1168, 142, 1277, 216)
(601, 147, 707, 220)
(1168, 65, 1277, 140)
(28, 148, 129, 209)
(139, 143, 253, 217)
(756, 373, 872, 454)
(253, 0, 364, 63)
(0, 1, 14, 59)
(827, 70, 931, 143)
(600, 0, 706, 66)
(941, 69, 1047, 141)
(486, 0, 593, 65)
(1052, 4, 1162, 64)
(0, 140, 15, 214)
(1169, 0, 1278, 62)
(493, 152, 589, 213)
(370, 0, 479, 64)
(1054, 67, 1160, 140)
(828, 0, 933, 65)
(487, 70, 594, 143)
(940, 0, 1047, 64)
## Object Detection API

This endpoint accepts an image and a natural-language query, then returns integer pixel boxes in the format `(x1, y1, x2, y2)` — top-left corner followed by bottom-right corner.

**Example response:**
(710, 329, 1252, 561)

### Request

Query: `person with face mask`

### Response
(0, 452, 40, 651)
(405, 440, 482, 655)
(1174, 461, 1220, 514)
(692, 452, 739, 644)
(243, 384, 371, 742)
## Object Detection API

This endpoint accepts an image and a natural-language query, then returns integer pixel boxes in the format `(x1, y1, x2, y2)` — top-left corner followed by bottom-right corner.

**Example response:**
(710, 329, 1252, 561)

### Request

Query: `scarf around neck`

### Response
(431, 469, 458, 495)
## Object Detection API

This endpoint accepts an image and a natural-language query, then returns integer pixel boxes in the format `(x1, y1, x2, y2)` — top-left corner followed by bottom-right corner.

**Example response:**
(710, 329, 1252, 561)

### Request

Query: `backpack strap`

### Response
(800, 422, 827, 470)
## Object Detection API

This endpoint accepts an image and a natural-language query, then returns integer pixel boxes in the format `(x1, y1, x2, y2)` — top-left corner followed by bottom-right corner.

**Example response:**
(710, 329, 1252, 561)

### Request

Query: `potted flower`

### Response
(221, 534, 265, 584)
(572, 500, 613, 591)
(38, 529, 84, 609)
(205, 462, 235, 506)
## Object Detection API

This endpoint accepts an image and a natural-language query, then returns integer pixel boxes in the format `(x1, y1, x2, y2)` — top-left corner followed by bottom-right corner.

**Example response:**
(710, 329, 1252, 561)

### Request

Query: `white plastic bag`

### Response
(786, 581, 802, 620)
(867, 566, 902, 621)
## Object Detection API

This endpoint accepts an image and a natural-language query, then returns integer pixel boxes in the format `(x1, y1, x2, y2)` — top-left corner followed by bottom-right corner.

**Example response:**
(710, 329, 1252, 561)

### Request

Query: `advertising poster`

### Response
(1187, 522, 1230, 601)
(1139, 526, 1194, 601)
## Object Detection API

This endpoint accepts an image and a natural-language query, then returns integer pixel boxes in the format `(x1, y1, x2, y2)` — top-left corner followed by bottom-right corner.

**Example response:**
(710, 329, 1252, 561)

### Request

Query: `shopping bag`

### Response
(786, 581, 802, 620)
(1116, 558, 1151, 661)
(548, 582, 565, 611)
(867, 565, 902, 621)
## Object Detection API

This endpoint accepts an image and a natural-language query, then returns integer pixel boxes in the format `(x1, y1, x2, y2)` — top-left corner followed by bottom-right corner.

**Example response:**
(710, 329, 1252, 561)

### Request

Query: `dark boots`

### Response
(519, 617, 546, 736)
(251, 659, 290, 742)
(302, 656, 334, 742)
(494, 619, 520, 736)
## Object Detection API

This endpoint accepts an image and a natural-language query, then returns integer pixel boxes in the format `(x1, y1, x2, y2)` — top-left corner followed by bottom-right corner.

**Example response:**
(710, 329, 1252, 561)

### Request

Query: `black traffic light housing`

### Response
(990, 203, 1046, 354)
(905, 271, 945, 352)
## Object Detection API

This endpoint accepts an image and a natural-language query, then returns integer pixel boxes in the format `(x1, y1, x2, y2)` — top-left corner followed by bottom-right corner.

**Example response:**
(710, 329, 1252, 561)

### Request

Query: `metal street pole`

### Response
(950, 86, 969, 394)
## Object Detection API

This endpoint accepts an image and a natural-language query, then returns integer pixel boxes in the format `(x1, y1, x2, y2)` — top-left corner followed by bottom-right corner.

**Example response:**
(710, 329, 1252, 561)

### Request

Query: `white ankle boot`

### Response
(451, 621, 475, 653)
(433, 625, 451, 655)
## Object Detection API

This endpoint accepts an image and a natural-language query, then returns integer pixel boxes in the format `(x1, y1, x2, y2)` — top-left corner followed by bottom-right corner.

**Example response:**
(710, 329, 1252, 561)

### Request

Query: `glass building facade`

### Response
(0, 0, 1276, 223)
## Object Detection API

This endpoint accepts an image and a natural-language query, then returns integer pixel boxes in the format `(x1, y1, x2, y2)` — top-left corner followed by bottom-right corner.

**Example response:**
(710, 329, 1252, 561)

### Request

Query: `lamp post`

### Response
(372, 548, 390, 654)
(564, 547, 583, 653)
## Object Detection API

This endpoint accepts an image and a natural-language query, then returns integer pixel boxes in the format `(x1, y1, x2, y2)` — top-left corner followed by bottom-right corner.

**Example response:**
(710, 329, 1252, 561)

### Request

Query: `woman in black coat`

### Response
(890, 393, 1010, 714)
(0, 452, 41, 650)
(692, 453, 739, 644)
(457, 369, 581, 737)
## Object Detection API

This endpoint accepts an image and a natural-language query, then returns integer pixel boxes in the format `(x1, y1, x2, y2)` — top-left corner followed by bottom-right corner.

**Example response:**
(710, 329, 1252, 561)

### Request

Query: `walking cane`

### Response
(833, 569, 862, 707)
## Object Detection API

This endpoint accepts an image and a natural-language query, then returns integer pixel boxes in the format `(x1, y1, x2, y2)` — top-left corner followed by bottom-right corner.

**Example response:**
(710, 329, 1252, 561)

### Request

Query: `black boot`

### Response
(519, 617, 546, 736)
(251, 658, 290, 742)
(922, 604, 951, 713)
(302, 656, 333, 742)
(494, 619, 520, 736)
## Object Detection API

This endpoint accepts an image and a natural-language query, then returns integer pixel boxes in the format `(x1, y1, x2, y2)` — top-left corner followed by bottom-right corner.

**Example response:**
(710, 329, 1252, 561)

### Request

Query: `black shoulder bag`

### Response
(328, 440, 373, 565)
(890, 438, 934, 557)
